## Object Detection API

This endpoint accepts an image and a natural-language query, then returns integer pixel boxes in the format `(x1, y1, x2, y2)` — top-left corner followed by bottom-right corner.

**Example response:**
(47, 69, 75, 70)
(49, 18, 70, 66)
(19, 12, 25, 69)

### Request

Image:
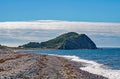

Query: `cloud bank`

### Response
(0, 20, 120, 47)
(1, 20, 120, 36)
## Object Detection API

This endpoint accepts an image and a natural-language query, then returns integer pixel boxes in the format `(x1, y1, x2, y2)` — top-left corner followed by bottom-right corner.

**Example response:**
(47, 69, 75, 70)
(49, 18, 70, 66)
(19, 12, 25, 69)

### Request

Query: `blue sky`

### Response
(0, 0, 120, 47)
(0, 0, 120, 22)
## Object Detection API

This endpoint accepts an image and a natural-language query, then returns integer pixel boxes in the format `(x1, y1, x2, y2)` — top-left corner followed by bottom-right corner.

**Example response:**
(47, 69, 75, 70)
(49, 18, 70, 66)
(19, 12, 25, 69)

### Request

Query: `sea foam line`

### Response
(62, 55, 120, 79)
(16, 51, 120, 79)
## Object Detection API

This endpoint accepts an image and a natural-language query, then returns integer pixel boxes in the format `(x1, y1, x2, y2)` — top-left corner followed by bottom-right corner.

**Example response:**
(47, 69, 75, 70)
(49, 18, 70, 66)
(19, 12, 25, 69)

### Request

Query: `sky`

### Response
(0, 0, 120, 22)
(0, 0, 120, 47)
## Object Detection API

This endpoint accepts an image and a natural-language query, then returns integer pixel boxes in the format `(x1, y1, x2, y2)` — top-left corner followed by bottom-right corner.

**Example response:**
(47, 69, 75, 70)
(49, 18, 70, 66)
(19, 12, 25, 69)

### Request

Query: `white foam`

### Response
(62, 55, 120, 79)
(16, 51, 120, 79)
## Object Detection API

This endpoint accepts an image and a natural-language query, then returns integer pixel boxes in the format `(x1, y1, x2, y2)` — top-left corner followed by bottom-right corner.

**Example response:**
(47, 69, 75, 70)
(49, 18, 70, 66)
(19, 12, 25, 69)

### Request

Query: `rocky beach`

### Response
(0, 50, 107, 79)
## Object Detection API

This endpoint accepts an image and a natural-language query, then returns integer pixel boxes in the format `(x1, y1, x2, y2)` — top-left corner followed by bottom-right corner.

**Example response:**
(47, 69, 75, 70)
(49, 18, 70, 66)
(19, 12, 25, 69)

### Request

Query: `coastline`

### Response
(0, 50, 107, 79)
(62, 55, 120, 79)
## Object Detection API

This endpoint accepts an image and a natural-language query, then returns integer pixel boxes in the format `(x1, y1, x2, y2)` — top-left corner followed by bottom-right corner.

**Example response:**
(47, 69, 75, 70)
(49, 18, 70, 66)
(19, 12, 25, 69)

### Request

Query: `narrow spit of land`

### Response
(0, 50, 107, 79)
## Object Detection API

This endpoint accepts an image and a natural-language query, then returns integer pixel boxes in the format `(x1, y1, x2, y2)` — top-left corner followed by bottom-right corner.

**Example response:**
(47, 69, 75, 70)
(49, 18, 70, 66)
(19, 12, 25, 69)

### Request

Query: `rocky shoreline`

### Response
(0, 50, 108, 79)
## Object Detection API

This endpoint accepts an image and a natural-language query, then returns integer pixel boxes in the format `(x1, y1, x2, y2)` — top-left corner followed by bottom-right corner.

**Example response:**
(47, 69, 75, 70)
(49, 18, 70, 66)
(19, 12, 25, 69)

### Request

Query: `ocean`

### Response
(18, 48, 120, 79)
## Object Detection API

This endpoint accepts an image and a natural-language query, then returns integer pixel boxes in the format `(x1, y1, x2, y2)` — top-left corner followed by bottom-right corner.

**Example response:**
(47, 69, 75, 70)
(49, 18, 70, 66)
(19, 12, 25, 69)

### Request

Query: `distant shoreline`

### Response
(13, 47, 100, 50)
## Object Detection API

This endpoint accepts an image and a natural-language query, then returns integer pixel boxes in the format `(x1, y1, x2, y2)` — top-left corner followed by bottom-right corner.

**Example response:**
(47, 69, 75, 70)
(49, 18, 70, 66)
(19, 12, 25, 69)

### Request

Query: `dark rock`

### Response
(58, 34, 97, 49)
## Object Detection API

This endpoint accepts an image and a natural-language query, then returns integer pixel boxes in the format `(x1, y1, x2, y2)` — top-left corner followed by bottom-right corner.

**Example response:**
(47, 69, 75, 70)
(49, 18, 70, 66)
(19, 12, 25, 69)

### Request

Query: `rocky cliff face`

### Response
(19, 32, 97, 49)
(58, 33, 97, 49)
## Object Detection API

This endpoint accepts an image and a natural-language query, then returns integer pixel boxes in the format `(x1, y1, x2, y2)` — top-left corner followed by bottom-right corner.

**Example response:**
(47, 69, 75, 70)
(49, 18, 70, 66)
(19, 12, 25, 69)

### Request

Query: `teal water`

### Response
(19, 48, 120, 70)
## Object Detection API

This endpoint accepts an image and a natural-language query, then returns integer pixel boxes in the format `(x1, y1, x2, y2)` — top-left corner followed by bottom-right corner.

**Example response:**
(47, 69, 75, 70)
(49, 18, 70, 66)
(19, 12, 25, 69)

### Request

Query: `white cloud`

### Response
(0, 20, 120, 36)
(0, 20, 120, 47)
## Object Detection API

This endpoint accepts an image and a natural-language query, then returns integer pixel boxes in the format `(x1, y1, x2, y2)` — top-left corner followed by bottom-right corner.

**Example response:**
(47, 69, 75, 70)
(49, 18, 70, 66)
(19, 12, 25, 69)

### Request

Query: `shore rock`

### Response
(0, 50, 107, 79)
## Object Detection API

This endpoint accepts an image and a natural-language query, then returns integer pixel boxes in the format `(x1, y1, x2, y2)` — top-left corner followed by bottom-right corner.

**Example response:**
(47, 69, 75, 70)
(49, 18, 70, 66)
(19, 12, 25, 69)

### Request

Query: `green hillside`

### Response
(19, 32, 97, 49)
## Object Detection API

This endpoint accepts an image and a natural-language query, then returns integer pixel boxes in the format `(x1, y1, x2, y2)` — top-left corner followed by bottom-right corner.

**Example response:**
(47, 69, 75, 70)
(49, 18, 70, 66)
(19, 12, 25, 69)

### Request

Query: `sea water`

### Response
(18, 48, 120, 79)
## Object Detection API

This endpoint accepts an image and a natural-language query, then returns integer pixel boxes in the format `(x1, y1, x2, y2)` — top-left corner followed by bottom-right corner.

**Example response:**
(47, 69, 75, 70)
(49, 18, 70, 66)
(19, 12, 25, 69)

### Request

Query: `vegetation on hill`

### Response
(18, 42, 41, 48)
(40, 32, 79, 49)
(19, 32, 97, 49)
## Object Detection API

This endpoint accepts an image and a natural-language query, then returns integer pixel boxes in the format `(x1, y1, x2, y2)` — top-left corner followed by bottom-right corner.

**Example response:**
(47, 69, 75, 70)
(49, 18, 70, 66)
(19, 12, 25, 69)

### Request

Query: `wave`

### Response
(18, 51, 120, 79)
(60, 55, 120, 79)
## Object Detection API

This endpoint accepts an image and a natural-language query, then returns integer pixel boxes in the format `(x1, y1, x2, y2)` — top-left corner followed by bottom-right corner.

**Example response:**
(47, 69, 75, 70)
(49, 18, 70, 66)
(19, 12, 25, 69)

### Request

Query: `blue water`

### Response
(18, 48, 120, 70)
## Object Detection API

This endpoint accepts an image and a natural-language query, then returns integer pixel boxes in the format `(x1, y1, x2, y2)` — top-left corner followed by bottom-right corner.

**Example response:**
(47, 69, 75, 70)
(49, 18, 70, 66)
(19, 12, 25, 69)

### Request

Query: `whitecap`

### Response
(62, 55, 120, 79)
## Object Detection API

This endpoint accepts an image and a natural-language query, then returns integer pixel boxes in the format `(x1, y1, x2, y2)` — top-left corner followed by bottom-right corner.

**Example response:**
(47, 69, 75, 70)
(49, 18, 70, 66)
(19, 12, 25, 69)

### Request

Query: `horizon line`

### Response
(0, 19, 120, 23)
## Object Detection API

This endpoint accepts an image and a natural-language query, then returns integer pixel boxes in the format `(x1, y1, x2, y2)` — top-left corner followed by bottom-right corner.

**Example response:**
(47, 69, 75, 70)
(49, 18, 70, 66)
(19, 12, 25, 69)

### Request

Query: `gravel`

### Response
(0, 50, 108, 79)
